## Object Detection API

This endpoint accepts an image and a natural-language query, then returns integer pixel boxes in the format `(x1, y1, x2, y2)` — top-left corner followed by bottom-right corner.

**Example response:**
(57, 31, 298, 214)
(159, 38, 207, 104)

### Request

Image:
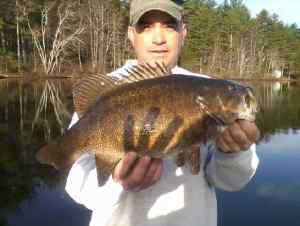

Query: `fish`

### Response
(36, 62, 257, 178)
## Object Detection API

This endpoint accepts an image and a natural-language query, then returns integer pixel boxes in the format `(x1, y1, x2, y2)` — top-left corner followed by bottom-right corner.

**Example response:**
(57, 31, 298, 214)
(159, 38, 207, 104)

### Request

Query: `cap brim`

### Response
(131, 3, 182, 26)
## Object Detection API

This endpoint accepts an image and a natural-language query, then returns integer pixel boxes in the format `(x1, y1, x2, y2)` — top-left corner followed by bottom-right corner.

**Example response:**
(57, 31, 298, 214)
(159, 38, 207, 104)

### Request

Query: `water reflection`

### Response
(218, 81, 300, 226)
(1, 79, 300, 226)
(218, 130, 300, 226)
(0, 79, 90, 226)
(5, 182, 90, 226)
(255, 81, 300, 136)
(31, 80, 71, 137)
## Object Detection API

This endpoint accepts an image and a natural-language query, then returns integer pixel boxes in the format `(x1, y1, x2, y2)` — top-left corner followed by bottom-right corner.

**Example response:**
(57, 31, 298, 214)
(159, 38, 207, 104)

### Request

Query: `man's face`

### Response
(128, 10, 187, 69)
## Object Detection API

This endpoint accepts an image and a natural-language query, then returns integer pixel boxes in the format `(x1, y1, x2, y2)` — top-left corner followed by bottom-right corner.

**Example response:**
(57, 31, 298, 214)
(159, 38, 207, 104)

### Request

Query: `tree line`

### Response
(0, 0, 299, 78)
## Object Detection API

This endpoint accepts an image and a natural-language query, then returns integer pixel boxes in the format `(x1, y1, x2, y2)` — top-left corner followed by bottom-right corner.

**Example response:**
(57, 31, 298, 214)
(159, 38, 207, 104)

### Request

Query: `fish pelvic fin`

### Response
(119, 61, 171, 83)
(73, 73, 121, 118)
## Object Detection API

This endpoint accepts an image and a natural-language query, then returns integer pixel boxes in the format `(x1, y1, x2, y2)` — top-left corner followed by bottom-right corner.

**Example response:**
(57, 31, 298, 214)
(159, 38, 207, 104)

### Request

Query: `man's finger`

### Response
(238, 120, 260, 142)
(217, 136, 232, 153)
(138, 159, 162, 191)
(227, 123, 251, 149)
(114, 152, 138, 181)
(220, 128, 240, 152)
(121, 156, 151, 190)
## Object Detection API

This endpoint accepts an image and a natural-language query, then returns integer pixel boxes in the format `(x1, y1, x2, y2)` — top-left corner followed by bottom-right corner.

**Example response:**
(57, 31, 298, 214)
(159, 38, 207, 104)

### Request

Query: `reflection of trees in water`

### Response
(254, 82, 300, 142)
(31, 80, 72, 140)
(0, 79, 73, 215)
(0, 79, 73, 140)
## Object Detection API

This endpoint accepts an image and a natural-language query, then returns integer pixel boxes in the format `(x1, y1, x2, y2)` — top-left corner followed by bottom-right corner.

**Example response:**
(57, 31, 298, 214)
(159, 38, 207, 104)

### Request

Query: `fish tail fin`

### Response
(36, 141, 59, 169)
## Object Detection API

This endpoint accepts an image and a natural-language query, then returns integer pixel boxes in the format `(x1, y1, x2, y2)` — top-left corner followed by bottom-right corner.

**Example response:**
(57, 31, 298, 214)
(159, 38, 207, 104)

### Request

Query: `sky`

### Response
(215, 0, 300, 27)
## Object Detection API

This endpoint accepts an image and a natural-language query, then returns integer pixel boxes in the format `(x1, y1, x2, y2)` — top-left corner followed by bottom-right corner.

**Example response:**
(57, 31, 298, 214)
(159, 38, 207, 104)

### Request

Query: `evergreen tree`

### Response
(0, 0, 298, 78)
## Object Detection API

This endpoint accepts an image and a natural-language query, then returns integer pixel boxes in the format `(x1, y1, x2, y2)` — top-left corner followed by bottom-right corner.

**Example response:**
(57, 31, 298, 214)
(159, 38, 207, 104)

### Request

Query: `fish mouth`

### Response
(213, 111, 256, 126)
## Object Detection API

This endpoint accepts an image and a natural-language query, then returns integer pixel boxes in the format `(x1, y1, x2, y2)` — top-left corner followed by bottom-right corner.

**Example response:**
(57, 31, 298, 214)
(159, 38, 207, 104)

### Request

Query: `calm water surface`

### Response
(1, 78, 300, 226)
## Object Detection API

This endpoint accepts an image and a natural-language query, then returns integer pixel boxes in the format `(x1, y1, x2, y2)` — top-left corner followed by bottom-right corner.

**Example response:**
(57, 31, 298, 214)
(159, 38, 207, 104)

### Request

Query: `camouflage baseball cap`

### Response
(130, 0, 184, 26)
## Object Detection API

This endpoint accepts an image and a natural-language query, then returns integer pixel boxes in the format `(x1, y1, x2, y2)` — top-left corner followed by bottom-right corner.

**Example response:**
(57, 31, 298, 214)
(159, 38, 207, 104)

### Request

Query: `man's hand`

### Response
(216, 120, 260, 153)
(113, 152, 162, 192)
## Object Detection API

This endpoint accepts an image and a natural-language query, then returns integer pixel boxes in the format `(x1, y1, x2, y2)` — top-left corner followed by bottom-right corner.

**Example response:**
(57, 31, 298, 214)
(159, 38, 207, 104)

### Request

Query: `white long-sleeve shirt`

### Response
(65, 61, 259, 226)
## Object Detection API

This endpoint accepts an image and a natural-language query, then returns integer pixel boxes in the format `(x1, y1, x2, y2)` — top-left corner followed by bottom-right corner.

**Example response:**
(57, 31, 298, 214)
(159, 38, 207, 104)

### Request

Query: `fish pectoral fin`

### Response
(196, 97, 226, 126)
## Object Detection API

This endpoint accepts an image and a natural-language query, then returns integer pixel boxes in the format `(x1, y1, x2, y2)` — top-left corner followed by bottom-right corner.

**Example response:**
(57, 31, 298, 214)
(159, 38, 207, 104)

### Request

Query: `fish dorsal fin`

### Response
(119, 61, 171, 83)
(73, 62, 170, 118)
(73, 74, 120, 118)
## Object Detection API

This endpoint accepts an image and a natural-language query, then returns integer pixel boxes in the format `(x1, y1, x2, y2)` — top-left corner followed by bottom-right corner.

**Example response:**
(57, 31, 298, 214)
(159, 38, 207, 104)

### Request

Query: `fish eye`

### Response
(228, 84, 238, 92)
(228, 86, 233, 91)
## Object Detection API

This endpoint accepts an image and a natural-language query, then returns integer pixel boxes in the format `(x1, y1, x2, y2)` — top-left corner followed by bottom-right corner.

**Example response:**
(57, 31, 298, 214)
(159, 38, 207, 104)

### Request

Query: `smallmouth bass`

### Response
(36, 63, 257, 178)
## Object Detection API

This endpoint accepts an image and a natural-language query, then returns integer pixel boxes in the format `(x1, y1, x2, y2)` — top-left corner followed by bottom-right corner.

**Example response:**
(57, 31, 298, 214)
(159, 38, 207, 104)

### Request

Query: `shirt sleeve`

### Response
(204, 143, 259, 191)
(65, 113, 123, 211)
(65, 152, 123, 210)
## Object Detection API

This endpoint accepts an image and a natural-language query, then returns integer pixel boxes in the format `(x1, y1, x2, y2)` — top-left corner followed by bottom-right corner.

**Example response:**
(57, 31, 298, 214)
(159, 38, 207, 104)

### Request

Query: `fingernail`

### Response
(127, 152, 137, 159)
(143, 156, 151, 162)
(122, 183, 130, 191)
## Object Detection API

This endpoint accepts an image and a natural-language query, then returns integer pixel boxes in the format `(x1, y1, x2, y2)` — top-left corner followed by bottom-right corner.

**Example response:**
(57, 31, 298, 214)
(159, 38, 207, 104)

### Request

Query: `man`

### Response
(65, 1, 260, 226)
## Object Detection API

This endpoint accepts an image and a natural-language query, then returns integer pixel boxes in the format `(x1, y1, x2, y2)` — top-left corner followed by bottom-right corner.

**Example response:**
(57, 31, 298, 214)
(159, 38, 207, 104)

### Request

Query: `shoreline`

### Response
(0, 73, 299, 82)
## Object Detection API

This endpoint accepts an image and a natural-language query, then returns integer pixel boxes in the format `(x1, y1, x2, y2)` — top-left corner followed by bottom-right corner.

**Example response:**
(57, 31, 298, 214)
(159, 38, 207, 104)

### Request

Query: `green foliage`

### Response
(292, 47, 300, 79)
(0, 18, 4, 30)
(0, 0, 299, 78)
(0, 52, 18, 72)
(182, 0, 219, 71)
(181, 1, 300, 77)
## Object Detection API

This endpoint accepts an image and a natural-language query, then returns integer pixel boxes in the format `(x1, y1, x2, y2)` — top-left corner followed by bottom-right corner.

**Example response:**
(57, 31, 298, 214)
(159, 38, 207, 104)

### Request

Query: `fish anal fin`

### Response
(94, 149, 125, 174)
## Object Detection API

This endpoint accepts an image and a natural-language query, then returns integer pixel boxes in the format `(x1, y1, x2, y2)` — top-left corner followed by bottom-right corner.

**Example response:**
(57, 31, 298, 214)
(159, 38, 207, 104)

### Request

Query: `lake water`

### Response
(1, 78, 300, 226)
